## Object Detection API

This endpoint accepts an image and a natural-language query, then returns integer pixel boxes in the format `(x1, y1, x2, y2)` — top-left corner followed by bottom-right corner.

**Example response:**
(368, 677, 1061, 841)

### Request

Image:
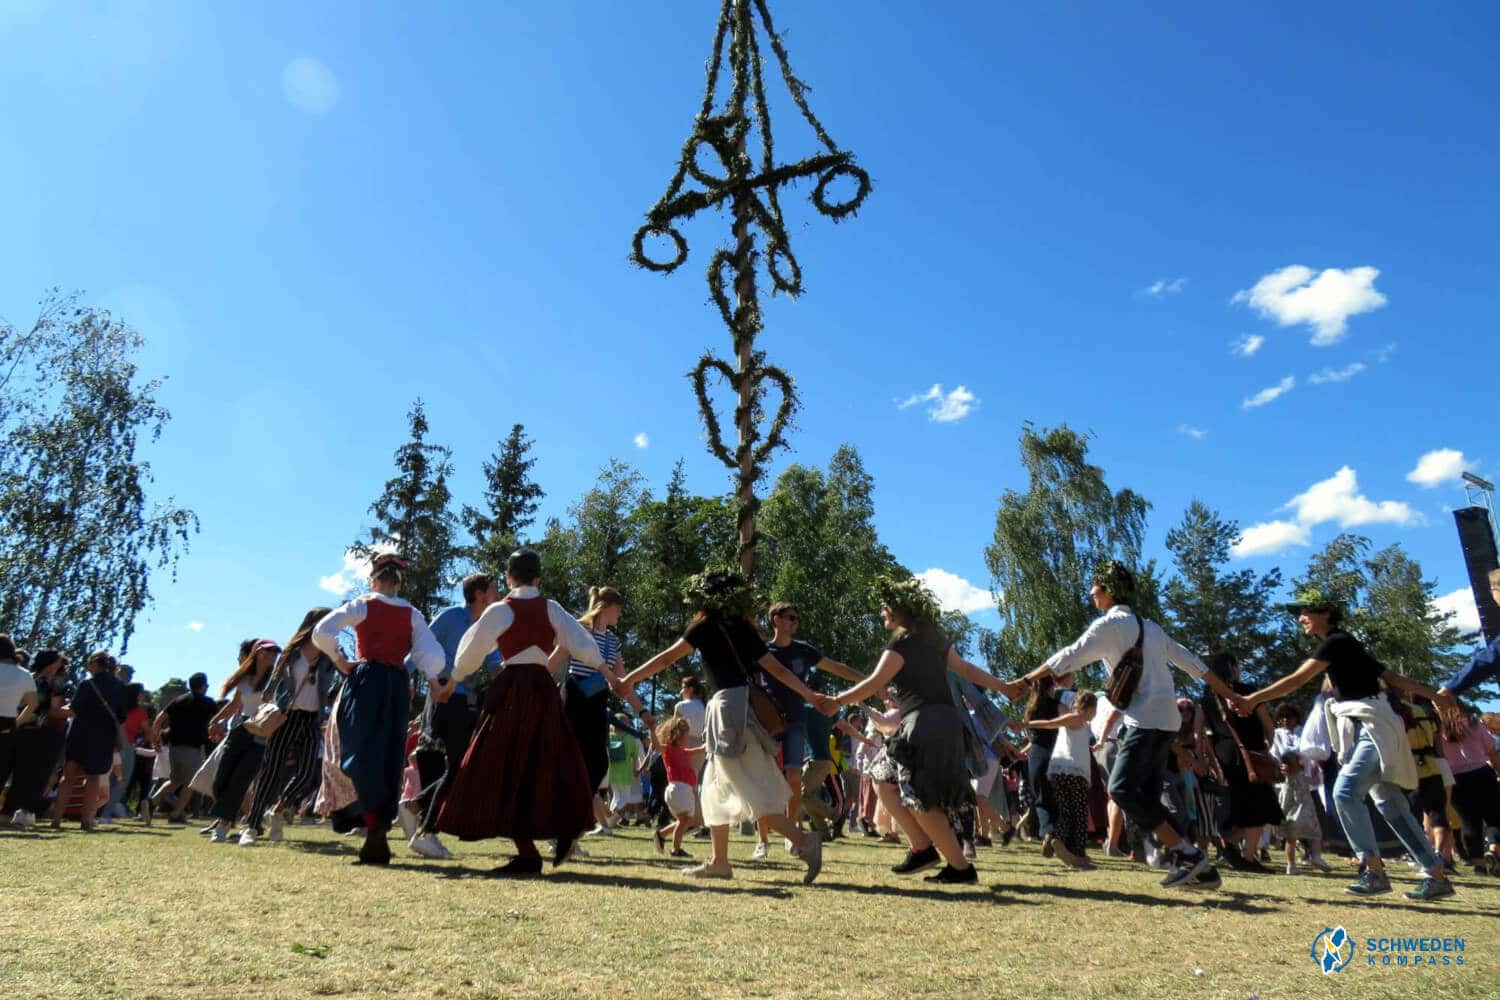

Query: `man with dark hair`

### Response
(405, 572, 501, 859)
(1001, 561, 1243, 890)
(751, 603, 865, 856)
(149, 671, 216, 824)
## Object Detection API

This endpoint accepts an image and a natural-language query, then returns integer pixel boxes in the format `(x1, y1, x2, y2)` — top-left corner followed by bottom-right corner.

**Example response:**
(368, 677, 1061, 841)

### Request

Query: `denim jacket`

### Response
(272, 652, 338, 714)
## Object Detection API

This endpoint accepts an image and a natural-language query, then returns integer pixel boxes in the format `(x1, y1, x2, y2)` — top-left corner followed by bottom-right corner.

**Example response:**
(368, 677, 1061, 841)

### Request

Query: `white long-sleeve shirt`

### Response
(453, 586, 602, 683)
(1042, 604, 1209, 733)
(311, 593, 445, 681)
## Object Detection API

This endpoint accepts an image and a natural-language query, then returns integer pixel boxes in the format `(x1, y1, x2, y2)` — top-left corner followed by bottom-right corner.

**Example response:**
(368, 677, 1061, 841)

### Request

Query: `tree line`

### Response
(360, 409, 1475, 713)
(0, 295, 1471, 709)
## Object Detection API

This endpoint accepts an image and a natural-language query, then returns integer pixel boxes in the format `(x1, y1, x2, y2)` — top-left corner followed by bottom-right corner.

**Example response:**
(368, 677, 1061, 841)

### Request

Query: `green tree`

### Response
(983, 424, 1150, 677)
(1291, 534, 1468, 688)
(1161, 501, 1287, 684)
(0, 292, 198, 655)
(629, 461, 737, 707)
(352, 400, 459, 619)
(462, 423, 544, 573)
(758, 445, 907, 672)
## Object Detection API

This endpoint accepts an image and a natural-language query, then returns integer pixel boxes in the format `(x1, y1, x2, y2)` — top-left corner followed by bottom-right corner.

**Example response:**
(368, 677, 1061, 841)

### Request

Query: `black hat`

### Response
(507, 549, 543, 582)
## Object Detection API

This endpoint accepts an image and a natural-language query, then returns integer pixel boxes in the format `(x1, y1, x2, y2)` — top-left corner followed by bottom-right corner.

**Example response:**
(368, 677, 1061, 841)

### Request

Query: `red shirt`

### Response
(663, 744, 697, 788)
(123, 706, 150, 745)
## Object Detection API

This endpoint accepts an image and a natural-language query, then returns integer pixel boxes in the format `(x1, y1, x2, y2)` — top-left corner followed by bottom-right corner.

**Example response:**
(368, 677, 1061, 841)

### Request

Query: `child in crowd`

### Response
(396, 720, 424, 840)
(1024, 690, 1098, 869)
(652, 717, 701, 858)
(1270, 703, 1330, 874)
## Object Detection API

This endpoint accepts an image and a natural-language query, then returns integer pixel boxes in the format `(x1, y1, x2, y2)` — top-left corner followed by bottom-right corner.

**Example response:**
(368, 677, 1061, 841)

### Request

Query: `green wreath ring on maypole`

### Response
(631, 0, 871, 578)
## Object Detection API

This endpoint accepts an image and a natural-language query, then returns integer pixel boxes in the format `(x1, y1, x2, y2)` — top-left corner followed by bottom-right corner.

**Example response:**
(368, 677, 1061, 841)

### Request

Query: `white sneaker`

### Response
(683, 861, 733, 879)
(267, 811, 285, 843)
(784, 837, 797, 855)
(11, 810, 36, 829)
(237, 828, 258, 847)
(750, 841, 770, 861)
(408, 832, 452, 860)
(588, 824, 615, 837)
(396, 804, 419, 841)
(209, 824, 227, 843)
(1286, 861, 1299, 876)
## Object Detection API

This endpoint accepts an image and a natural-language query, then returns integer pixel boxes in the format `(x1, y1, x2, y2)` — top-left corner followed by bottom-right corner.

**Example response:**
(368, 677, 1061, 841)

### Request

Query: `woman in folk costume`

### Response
(437, 550, 611, 877)
(312, 554, 447, 865)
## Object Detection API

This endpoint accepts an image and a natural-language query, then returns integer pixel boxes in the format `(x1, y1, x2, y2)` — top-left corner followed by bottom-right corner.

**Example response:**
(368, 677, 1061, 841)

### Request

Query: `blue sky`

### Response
(2, 2, 1497, 692)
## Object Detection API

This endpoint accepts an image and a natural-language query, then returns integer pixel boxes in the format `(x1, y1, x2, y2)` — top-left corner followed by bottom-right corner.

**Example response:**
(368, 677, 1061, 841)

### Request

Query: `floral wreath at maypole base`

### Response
(631, 0, 871, 574)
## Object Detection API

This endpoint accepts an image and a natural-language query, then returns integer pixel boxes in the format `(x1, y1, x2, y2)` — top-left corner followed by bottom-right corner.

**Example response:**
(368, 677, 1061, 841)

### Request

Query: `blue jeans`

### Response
(1027, 741, 1056, 837)
(1332, 724, 1439, 870)
(1107, 726, 1174, 833)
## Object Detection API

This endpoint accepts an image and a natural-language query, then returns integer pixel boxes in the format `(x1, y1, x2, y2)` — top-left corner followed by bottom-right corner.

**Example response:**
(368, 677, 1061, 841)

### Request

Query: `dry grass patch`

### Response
(3, 821, 1498, 999)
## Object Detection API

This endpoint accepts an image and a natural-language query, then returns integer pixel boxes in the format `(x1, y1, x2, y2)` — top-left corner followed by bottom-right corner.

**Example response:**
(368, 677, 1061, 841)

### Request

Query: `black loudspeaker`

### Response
(1453, 507, 1500, 643)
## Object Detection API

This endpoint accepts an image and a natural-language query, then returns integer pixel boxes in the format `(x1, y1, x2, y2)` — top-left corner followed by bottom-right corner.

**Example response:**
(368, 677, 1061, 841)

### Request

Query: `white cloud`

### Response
(1143, 277, 1187, 297)
(1232, 265, 1387, 345)
(1241, 376, 1295, 410)
(185, 621, 205, 633)
(1234, 466, 1418, 558)
(898, 384, 978, 423)
(1284, 466, 1418, 529)
(1371, 342, 1397, 364)
(1231, 520, 1311, 558)
(282, 56, 339, 114)
(917, 568, 993, 614)
(1178, 424, 1208, 440)
(1232, 334, 1265, 357)
(633, 432, 649, 449)
(1406, 448, 1468, 489)
(1433, 587, 1482, 635)
(1308, 362, 1366, 385)
(319, 542, 398, 595)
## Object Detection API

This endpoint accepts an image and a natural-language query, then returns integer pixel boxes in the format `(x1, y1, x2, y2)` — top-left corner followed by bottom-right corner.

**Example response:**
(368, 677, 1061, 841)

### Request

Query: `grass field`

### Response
(2, 819, 1498, 999)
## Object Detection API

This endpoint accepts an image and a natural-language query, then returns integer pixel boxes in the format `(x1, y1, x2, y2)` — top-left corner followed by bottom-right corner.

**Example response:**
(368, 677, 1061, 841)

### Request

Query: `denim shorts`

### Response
(777, 718, 808, 770)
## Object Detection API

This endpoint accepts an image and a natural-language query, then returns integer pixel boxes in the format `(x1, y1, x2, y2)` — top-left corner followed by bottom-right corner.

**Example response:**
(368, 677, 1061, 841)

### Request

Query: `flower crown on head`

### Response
(682, 566, 755, 617)
(872, 573, 940, 628)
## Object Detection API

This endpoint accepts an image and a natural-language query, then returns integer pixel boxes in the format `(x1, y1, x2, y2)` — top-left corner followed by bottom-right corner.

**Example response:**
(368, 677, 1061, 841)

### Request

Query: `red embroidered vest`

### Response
(497, 595, 555, 661)
(355, 597, 413, 667)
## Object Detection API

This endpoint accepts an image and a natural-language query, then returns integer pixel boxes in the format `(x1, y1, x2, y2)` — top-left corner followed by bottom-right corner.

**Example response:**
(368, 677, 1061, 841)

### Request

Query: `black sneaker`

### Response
(492, 855, 543, 878)
(1160, 847, 1211, 889)
(891, 845, 941, 875)
(1000, 826, 1015, 848)
(974, 835, 993, 848)
(1184, 865, 1222, 891)
(924, 864, 978, 884)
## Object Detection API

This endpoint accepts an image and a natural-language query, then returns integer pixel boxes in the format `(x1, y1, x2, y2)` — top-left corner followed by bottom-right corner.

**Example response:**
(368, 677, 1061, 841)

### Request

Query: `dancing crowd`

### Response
(3, 553, 1500, 905)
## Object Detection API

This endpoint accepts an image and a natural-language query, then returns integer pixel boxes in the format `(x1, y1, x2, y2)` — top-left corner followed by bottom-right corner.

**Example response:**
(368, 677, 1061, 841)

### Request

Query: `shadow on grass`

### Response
(989, 879, 1284, 914)
(430, 865, 797, 899)
(813, 880, 1040, 906)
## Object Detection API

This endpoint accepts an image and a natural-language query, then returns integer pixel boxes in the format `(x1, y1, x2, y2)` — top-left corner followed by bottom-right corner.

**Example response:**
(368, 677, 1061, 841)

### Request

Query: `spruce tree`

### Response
(1162, 501, 1286, 683)
(353, 400, 459, 618)
(462, 423, 544, 573)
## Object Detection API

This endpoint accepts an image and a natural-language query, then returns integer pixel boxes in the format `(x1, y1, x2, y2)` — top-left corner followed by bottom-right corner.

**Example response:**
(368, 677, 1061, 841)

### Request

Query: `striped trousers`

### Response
(247, 709, 321, 833)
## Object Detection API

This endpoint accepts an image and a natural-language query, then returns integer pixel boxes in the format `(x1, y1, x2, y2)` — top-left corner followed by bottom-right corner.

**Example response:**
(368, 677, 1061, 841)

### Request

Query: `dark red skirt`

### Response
(436, 662, 595, 843)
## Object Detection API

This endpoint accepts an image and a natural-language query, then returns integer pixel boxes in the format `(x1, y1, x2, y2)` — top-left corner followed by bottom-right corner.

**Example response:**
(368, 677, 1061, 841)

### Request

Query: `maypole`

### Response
(632, 0, 870, 578)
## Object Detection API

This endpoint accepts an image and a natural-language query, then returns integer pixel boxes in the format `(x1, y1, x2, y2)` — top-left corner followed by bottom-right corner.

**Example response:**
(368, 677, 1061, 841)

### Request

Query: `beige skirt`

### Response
(700, 735, 789, 827)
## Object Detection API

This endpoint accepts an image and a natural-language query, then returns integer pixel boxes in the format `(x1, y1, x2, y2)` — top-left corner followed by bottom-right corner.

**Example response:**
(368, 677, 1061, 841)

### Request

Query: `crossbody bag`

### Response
(716, 621, 786, 737)
(1104, 614, 1146, 711)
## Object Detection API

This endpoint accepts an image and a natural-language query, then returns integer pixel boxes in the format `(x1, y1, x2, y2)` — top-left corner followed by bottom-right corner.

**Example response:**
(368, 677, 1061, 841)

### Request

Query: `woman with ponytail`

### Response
(561, 586, 647, 834)
(237, 608, 338, 846)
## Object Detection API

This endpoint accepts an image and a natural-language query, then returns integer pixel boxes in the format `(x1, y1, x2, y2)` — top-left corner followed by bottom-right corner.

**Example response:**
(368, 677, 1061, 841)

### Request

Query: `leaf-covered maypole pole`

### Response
(632, 0, 870, 577)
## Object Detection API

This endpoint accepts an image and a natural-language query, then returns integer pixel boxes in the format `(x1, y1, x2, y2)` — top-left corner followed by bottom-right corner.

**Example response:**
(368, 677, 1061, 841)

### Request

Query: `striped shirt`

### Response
(570, 627, 621, 683)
